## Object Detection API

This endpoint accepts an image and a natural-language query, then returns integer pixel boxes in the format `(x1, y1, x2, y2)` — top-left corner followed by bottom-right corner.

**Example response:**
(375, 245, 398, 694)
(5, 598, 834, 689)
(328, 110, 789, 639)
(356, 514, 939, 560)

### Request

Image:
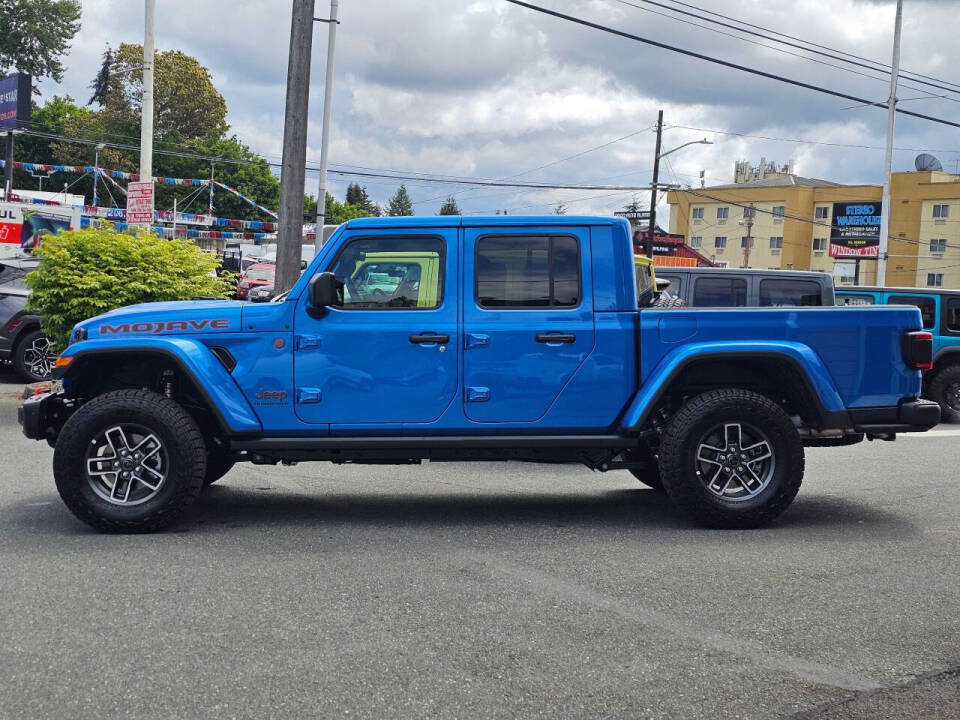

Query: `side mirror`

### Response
(309, 272, 339, 308)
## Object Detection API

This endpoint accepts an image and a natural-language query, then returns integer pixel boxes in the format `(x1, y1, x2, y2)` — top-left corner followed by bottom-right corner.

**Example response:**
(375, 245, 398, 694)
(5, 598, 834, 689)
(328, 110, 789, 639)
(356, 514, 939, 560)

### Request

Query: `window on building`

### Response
(740, 236, 754, 249)
(689, 236, 702, 248)
(760, 279, 822, 307)
(716, 207, 729, 220)
(692, 207, 704, 220)
(742, 206, 755, 219)
(933, 204, 950, 219)
(769, 236, 783, 250)
(693, 277, 747, 307)
(714, 236, 727, 249)
(813, 237, 828, 252)
(475, 235, 580, 308)
(930, 238, 947, 254)
(772, 206, 786, 218)
(888, 295, 936, 329)
(815, 206, 829, 219)
(927, 273, 944, 288)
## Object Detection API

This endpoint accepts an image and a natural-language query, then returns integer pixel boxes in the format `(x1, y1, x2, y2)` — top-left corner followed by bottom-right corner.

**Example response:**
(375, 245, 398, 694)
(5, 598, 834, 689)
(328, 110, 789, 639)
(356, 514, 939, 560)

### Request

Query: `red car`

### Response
(235, 263, 275, 300)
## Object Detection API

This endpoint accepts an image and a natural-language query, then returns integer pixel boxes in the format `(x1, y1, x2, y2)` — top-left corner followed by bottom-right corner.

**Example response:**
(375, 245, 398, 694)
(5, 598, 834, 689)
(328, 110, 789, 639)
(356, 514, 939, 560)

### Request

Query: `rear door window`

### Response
(476, 235, 580, 309)
(887, 295, 936, 329)
(759, 279, 822, 307)
(944, 298, 960, 335)
(693, 276, 747, 307)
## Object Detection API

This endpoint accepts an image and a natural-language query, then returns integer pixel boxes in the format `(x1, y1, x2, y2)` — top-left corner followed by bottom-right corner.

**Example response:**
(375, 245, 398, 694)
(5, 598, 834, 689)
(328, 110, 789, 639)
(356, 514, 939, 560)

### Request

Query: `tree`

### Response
(388, 184, 414, 216)
(0, 0, 81, 84)
(554, 201, 568, 215)
(438, 196, 461, 216)
(89, 43, 228, 140)
(345, 183, 380, 216)
(26, 227, 231, 349)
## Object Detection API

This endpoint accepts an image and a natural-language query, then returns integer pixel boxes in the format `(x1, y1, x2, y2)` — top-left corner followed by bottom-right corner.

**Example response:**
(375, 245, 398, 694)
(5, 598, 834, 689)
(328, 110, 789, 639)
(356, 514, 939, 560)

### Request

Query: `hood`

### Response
(74, 300, 244, 342)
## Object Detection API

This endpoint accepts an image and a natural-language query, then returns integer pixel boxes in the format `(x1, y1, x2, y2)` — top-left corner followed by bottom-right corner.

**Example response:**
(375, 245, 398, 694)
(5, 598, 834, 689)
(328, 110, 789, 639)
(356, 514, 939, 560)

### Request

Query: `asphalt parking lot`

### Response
(0, 367, 957, 720)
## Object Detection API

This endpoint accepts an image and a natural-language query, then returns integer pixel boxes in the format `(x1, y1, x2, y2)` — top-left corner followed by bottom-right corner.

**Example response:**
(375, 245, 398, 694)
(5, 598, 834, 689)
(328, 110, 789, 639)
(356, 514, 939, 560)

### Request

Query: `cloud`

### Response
(41, 0, 960, 216)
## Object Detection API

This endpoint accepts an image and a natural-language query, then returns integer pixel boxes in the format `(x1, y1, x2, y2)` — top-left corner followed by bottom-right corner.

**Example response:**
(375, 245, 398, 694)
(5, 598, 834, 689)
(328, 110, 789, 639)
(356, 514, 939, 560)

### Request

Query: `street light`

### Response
(646, 108, 712, 257)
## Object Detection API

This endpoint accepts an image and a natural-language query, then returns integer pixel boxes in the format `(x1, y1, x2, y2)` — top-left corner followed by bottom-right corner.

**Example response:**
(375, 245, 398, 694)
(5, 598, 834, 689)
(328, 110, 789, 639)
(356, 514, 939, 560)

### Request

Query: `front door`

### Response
(462, 227, 594, 423)
(293, 230, 459, 425)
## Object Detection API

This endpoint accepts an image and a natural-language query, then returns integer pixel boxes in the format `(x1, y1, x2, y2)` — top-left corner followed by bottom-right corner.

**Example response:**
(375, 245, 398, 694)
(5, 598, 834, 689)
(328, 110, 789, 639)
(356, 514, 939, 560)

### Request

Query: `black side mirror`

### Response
(309, 272, 339, 309)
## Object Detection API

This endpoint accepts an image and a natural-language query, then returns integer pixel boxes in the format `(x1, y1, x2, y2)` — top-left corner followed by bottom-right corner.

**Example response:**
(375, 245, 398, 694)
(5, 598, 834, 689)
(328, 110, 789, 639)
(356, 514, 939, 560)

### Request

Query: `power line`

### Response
(660, 0, 960, 93)
(504, 0, 960, 130)
(610, 0, 960, 101)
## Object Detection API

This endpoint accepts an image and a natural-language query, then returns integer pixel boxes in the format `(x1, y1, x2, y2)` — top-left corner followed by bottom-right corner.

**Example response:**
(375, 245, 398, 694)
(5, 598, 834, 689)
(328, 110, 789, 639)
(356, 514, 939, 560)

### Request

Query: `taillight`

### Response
(902, 331, 933, 370)
(7, 320, 21, 333)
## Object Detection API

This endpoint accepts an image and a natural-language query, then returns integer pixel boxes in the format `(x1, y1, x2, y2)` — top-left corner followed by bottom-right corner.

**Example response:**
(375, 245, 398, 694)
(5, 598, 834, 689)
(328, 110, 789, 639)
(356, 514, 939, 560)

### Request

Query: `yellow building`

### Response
(666, 170, 960, 288)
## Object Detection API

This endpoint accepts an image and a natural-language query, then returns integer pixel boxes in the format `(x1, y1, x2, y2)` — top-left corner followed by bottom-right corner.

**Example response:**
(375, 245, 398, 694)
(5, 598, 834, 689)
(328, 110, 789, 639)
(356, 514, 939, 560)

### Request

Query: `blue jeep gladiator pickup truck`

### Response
(20, 216, 938, 532)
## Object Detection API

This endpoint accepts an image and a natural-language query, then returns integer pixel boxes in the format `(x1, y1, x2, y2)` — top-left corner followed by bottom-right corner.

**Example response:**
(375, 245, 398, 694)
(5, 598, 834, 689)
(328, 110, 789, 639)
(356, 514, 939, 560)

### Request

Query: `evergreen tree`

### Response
(388, 184, 414, 216)
(438, 196, 461, 216)
(554, 201, 568, 215)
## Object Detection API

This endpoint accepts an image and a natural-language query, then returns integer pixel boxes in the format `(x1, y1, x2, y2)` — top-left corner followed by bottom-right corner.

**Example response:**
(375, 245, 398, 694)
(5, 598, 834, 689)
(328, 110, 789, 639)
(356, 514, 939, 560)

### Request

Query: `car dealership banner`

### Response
(0, 73, 31, 131)
(829, 202, 882, 258)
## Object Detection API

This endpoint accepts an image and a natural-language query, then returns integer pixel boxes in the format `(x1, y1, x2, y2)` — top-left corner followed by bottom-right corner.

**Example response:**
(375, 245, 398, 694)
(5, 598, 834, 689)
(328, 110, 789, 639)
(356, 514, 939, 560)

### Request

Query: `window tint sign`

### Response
(829, 202, 882, 257)
(0, 73, 31, 131)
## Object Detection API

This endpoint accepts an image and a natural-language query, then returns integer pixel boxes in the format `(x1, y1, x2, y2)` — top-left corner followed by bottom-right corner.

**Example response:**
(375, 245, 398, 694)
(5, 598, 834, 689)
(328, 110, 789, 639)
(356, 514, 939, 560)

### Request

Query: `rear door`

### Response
(462, 227, 594, 423)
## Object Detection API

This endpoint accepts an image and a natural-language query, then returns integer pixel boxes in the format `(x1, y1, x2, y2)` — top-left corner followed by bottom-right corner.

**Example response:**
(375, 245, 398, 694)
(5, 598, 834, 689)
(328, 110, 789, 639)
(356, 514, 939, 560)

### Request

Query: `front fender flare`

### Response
(57, 337, 262, 435)
(620, 341, 847, 432)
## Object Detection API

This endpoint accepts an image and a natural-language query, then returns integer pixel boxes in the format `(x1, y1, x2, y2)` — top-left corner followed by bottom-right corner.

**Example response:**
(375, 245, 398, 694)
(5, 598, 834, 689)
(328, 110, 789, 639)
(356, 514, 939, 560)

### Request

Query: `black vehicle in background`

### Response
(655, 267, 836, 308)
(0, 257, 55, 382)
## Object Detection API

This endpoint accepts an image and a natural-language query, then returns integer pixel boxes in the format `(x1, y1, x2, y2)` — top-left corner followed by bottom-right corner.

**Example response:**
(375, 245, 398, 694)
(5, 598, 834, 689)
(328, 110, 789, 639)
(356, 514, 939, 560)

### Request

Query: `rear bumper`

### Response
(850, 399, 941, 434)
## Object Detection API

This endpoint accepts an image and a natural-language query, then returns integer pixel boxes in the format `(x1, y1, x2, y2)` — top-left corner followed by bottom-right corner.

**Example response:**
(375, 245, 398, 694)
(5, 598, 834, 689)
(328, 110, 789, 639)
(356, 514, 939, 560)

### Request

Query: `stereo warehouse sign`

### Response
(829, 202, 882, 258)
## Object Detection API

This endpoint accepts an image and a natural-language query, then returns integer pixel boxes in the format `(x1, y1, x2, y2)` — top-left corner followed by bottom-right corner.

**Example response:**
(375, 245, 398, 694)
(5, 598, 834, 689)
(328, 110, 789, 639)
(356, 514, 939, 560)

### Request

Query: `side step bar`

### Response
(232, 435, 636, 452)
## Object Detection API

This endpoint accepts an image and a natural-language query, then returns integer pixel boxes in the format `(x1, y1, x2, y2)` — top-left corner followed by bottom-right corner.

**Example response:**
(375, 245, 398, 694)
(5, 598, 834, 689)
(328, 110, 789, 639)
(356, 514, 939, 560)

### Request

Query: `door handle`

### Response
(535, 333, 576, 344)
(409, 334, 450, 344)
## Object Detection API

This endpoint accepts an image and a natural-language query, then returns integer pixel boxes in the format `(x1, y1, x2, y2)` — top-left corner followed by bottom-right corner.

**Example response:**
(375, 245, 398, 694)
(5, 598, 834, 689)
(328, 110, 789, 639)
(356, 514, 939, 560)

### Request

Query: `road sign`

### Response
(127, 181, 154, 225)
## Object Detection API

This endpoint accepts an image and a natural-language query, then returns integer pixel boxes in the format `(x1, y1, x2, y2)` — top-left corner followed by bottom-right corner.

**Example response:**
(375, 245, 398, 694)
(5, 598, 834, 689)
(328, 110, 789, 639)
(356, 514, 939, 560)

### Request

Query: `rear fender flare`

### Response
(620, 341, 847, 432)
(57, 337, 262, 435)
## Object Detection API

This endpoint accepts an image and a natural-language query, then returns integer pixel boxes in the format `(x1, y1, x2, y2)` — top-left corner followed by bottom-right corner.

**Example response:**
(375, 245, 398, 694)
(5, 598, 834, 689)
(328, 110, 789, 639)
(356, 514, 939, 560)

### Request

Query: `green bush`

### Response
(25, 227, 232, 349)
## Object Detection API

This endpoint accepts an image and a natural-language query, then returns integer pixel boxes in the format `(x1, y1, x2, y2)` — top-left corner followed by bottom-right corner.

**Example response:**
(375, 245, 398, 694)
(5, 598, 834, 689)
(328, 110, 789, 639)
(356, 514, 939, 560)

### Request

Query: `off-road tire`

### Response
(13, 329, 55, 382)
(204, 453, 236, 487)
(53, 389, 207, 532)
(658, 388, 804, 528)
(651, 293, 686, 309)
(927, 365, 960, 423)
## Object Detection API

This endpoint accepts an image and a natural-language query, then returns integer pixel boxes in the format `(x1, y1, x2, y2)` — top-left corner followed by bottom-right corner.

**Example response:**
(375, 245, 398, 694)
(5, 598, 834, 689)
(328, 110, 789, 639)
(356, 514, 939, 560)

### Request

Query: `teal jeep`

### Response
(837, 286, 960, 421)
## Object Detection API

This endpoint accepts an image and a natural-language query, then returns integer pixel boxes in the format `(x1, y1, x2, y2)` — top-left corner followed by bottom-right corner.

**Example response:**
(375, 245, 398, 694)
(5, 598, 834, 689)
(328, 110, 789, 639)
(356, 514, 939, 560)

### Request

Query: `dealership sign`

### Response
(0, 73, 31, 131)
(829, 202, 882, 258)
(127, 181, 155, 225)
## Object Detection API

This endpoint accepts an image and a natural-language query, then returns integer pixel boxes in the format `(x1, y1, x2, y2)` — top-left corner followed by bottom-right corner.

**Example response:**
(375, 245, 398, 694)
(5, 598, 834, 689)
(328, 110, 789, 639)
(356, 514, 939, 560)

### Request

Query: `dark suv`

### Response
(0, 257, 55, 382)
(655, 267, 835, 308)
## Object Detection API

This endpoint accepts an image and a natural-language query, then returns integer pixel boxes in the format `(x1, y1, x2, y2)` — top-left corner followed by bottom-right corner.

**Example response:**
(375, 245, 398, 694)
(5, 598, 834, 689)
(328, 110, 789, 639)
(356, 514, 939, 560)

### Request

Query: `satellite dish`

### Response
(915, 153, 943, 171)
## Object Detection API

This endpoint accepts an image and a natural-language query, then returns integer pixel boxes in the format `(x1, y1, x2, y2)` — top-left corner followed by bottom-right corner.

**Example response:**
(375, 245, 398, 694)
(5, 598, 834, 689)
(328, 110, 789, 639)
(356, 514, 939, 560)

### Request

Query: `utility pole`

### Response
(646, 109, 664, 258)
(743, 203, 755, 268)
(3, 132, 12, 198)
(314, 0, 340, 254)
(275, 0, 316, 294)
(93, 143, 104, 207)
(876, 0, 903, 287)
(140, 0, 156, 180)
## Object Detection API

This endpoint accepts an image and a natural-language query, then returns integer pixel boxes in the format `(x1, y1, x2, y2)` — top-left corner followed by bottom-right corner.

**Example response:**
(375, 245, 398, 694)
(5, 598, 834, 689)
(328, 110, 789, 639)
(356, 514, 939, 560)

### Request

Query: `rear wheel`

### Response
(13, 329, 55, 382)
(658, 389, 804, 528)
(53, 389, 206, 532)
(927, 365, 960, 423)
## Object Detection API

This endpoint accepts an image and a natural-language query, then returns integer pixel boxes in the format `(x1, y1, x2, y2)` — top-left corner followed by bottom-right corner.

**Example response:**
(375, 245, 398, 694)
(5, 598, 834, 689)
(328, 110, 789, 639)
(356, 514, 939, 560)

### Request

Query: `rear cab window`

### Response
(475, 235, 580, 308)
(887, 295, 937, 330)
(943, 297, 960, 336)
(759, 279, 822, 307)
(693, 276, 747, 307)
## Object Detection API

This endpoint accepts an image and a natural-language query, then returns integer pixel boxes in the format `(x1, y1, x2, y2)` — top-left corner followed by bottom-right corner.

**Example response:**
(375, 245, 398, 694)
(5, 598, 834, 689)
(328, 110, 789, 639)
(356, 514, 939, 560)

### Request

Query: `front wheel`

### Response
(658, 389, 804, 528)
(53, 389, 207, 532)
(13, 329, 56, 382)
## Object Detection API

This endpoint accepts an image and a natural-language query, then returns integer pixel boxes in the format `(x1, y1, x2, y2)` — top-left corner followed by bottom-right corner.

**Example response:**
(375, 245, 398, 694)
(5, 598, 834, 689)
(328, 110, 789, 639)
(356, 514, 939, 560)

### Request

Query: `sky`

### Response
(38, 0, 960, 217)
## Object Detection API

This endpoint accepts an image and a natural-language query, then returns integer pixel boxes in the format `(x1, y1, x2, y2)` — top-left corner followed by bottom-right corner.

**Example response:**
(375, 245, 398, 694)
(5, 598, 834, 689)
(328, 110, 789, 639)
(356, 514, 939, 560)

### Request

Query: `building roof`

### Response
(703, 175, 843, 190)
